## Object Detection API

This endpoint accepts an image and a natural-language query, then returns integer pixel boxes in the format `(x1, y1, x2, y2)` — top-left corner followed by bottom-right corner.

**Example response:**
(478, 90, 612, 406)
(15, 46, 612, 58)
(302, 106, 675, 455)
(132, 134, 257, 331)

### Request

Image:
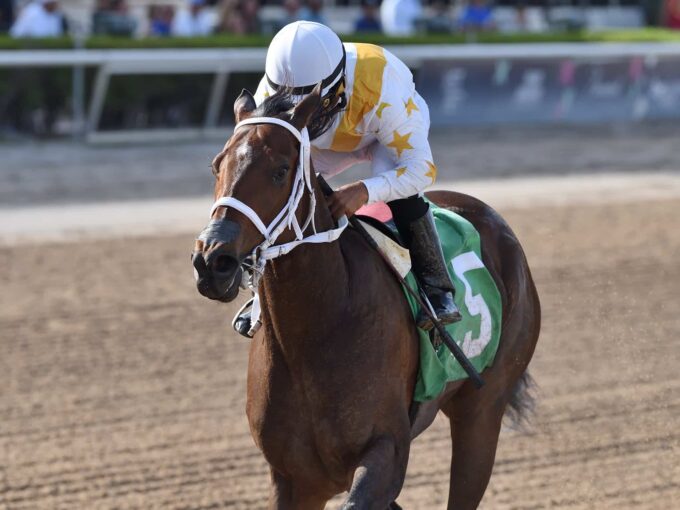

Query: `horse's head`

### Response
(192, 86, 323, 302)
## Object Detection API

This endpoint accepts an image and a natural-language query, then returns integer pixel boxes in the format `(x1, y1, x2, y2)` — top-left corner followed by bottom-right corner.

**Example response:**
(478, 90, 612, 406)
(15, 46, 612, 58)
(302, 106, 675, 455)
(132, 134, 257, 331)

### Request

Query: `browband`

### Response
(266, 45, 346, 96)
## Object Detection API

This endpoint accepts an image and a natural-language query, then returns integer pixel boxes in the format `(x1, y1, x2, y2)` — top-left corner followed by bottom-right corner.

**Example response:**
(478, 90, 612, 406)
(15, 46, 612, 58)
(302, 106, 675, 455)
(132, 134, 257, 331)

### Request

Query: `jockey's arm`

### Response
(361, 90, 436, 205)
(327, 94, 436, 219)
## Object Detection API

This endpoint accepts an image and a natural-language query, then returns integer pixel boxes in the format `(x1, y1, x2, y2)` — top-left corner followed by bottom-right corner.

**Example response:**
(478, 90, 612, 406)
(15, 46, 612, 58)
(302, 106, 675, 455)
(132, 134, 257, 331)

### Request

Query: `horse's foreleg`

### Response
(340, 436, 409, 510)
(268, 469, 327, 510)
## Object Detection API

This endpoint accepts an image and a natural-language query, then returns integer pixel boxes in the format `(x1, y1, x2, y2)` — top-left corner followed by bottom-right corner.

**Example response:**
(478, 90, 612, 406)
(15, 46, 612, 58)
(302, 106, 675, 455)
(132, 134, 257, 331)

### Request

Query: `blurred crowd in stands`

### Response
(1, 0, 678, 39)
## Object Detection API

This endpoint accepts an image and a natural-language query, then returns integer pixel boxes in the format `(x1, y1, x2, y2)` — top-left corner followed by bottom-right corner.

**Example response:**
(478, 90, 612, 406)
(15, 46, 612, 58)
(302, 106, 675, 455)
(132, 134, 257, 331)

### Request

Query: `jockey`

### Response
(234, 21, 461, 337)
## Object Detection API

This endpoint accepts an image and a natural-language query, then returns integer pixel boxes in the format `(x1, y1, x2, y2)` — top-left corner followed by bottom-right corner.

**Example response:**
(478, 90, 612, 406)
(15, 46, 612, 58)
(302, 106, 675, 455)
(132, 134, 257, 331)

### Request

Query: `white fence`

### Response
(2, 42, 680, 142)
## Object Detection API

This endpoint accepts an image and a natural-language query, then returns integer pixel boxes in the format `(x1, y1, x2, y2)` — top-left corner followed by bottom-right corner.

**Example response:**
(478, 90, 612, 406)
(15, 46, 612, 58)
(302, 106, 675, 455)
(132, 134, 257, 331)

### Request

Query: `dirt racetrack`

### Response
(1, 189, 678, 510)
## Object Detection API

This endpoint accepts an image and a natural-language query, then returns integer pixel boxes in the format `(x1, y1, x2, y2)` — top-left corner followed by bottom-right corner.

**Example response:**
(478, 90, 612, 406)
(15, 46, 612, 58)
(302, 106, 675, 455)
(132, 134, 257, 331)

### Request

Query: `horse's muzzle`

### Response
(193, 217, 244, 302)
(192, 250, 242, 302)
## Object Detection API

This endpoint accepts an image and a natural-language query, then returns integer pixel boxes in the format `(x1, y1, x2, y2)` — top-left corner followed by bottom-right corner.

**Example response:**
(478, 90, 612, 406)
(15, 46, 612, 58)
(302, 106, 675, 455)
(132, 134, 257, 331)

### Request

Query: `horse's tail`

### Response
(504, 371, 536, 430)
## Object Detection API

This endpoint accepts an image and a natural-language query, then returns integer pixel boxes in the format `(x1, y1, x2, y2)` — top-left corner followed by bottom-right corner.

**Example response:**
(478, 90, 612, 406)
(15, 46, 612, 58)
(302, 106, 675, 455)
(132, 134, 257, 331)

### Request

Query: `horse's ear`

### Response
(291, 83, 322, 131)
(234, 89, 256, 123)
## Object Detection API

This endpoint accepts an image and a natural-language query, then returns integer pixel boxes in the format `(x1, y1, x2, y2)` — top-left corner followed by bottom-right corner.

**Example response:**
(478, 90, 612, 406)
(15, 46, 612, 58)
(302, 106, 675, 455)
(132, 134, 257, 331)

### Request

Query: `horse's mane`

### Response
(253, 89, 296, 121)
(253, 87, 341, 140)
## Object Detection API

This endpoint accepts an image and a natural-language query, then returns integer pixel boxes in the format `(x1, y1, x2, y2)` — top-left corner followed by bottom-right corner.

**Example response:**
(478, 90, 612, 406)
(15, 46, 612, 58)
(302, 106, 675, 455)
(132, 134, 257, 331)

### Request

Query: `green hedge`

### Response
(1, 29, 680, 50)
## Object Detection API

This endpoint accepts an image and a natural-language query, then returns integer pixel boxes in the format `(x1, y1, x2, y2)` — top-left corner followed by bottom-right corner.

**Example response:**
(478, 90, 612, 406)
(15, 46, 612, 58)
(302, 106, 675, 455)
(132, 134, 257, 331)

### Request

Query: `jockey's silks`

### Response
(254, 43, 438, 205)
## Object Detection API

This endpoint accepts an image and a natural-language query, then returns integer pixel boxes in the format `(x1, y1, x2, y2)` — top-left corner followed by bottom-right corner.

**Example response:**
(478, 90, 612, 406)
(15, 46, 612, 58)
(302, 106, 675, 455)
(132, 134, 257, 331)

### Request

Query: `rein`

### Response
(209, 116, 349, 289)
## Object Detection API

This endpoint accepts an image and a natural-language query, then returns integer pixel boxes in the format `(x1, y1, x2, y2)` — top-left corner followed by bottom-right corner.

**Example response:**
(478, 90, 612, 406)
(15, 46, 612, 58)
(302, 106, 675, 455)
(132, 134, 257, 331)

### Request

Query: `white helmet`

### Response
(265, 21, 345, 97)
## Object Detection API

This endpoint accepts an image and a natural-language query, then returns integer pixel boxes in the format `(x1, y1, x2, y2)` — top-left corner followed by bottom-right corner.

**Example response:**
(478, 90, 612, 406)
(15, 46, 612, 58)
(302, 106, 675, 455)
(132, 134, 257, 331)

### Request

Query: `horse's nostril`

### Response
(212, 254, 239, 276)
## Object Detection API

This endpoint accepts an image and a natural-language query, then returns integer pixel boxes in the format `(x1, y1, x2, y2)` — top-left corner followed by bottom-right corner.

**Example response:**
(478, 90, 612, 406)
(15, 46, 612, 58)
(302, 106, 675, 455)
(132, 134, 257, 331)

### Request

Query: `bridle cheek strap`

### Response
(208, 116, 348, 288)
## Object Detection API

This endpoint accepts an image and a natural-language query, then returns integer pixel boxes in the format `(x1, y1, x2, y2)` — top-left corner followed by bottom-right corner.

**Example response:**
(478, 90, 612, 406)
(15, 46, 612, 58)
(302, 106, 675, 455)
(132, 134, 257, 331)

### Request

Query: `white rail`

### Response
(4, 42, 680, 67)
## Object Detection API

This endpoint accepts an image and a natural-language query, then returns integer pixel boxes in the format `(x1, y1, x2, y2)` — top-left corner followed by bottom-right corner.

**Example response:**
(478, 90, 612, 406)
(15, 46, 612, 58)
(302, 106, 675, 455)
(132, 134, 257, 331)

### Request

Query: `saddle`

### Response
(354, 203, 411, 278)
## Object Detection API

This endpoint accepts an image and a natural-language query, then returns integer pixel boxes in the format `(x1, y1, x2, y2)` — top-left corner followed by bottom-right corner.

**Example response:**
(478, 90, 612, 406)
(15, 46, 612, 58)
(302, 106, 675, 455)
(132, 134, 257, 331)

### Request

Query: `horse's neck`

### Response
(260, 241, 347, 318)
(258, 180, 349, 348)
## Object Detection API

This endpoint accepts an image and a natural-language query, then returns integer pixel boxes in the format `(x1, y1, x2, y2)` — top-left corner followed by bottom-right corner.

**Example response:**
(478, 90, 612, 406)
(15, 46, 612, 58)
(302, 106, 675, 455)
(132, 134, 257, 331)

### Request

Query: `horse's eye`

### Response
(273, 165, 289, 184)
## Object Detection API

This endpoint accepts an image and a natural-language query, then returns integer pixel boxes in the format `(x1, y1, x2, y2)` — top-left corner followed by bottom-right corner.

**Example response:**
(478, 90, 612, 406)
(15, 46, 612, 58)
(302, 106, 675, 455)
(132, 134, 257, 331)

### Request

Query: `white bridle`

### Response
(209, 116, 348, 288)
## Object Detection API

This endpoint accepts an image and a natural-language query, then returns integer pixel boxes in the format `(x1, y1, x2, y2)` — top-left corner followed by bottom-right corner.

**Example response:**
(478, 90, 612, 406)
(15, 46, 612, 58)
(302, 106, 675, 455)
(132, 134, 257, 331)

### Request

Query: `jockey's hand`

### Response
(327, 181, 369, 220)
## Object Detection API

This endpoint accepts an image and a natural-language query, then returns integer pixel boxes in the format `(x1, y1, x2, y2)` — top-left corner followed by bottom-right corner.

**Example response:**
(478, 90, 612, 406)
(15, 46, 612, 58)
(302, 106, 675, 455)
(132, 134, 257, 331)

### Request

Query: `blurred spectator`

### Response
(278, 0, 329, 28)
(239, 0, 261, 33)
(216, 0, 260, 34)
(10, 0, 65, 38)
(0, 0, 14, 32)
(425, 1, 453, 33)
(355, 0, 381, 33)
(92, 0, 137, 37)
(304, 0, 327, 25)
(515, 4, 542, 33)
(663, 0, 680, 29)
(380, 0, 422, 36)
(148, 4, 175, 37)
(280, 0, 307, 27)
(172, 0, 213, 36)
(216, 0, 239, 33)
(458, 0, 495, 32)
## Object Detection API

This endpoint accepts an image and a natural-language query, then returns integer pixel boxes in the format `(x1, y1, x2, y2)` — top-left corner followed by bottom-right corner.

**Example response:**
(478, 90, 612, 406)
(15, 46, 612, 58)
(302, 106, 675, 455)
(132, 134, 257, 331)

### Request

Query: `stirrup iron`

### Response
(232, 297, 261, 338)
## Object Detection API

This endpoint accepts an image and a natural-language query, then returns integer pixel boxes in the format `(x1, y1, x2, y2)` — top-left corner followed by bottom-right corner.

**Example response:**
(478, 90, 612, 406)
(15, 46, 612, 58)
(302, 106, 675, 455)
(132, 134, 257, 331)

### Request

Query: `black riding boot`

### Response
(391, 198, 461, 331)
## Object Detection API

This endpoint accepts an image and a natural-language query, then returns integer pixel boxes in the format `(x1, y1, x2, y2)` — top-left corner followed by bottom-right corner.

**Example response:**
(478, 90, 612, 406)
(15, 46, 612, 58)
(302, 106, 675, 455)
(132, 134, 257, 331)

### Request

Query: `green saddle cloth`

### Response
(402, 205, 502, 402)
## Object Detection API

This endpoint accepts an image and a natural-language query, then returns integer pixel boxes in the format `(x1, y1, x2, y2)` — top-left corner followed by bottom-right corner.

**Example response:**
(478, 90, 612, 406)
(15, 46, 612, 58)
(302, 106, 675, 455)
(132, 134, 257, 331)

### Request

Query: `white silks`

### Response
(209, 116, 349, 290)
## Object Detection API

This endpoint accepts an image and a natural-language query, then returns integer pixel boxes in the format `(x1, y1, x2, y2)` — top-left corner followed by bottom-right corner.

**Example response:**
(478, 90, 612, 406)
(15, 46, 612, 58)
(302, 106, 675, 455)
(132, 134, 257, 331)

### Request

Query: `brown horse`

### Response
(192, 86, 541, 510)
